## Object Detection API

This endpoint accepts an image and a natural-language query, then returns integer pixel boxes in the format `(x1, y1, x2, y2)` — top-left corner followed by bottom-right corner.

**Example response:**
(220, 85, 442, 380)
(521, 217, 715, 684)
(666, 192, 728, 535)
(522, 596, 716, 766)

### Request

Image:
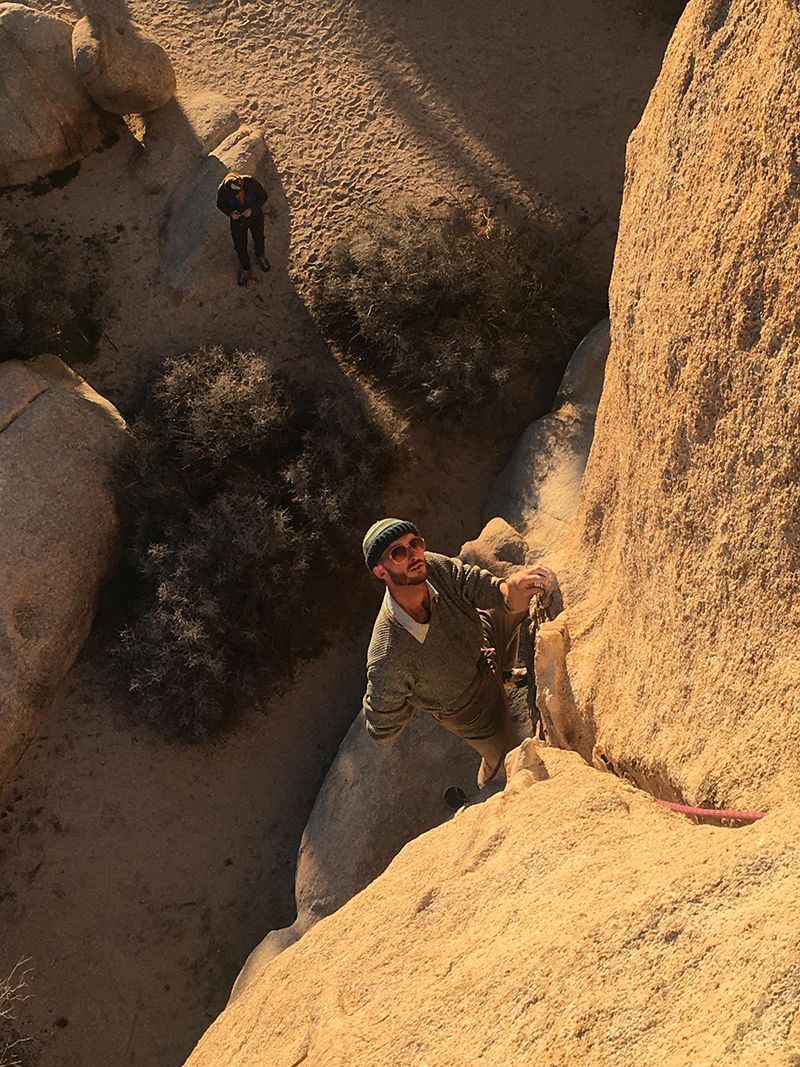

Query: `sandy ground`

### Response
(1, 0, 680, 1063)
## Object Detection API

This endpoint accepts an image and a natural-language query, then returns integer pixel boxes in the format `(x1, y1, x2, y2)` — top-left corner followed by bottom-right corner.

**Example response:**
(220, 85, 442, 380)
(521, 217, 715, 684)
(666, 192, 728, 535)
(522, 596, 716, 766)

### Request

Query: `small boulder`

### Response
(72, 15, 176, 115)
(0, 3, 106, 187)
(459, 516, 533, 577)
(0, 356, 127, 780)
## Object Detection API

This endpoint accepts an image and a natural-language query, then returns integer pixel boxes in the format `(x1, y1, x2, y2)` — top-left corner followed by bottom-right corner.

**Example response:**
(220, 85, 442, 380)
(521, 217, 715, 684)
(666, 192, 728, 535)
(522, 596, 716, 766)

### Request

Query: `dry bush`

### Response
(313, 200, 574, 414)
(0, 222, 101, 365)
(0, 960, 31, 1067)
(117, 345, 394, 736)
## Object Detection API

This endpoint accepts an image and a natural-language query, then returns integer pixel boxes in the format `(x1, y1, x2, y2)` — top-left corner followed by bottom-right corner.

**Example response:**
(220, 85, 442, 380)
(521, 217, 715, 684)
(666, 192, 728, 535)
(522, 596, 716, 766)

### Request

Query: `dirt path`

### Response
(1, 1, 680, 1063)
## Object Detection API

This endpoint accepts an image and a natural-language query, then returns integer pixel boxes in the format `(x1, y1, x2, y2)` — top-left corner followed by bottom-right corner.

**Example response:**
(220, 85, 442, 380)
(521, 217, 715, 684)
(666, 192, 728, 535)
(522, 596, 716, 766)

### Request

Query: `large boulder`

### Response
(539, 0, 800, 810)
(0, 3, 106, 187)
(72, 14, 176, 115)
(230, 706, 479, 997)
(0, 356, 127, 779)
(161, 125, 268, 288)
(185, 744, 800, 1066)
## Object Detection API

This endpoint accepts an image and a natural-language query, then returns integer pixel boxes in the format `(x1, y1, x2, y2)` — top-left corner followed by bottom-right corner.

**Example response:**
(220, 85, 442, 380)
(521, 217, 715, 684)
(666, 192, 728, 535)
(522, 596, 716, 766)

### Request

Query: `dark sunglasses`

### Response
(383, 535, 426, 564)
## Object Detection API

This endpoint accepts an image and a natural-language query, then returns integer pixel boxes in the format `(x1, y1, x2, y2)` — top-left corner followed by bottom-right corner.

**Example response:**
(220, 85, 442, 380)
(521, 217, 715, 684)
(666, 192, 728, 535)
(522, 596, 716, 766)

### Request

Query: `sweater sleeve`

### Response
(216, 186, 234, 216)
(362, 651, 415, 744)
(436, 553, 506, 611)
(246, 177, 268, 209)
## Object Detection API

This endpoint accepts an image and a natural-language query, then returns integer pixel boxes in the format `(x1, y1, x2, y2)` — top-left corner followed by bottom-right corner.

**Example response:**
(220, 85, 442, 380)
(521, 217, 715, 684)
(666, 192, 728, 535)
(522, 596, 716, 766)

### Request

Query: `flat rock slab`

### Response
(161, 124, 268, 289)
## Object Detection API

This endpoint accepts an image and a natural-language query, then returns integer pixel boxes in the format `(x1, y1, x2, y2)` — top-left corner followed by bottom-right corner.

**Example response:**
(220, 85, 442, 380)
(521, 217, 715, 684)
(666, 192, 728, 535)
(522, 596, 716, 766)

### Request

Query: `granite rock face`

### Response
(541, 0, 800, 810)
(0, 3, 106, 187)
(186, 745, 800, 1067)
(0, 357, 127, 778)
(72, 15, 176, 115)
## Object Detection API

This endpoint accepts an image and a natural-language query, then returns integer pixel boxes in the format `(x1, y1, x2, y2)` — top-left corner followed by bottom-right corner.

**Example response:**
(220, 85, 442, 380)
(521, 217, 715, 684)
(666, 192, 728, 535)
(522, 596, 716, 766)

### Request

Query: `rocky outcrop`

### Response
(72, 15, 176, 115)
(161, 125, 268, 288)
(540, 0, 800, 811)
(0, 3, 106, 187)
(230, 711, 478, 999)
(186, 743, 800, 1066)
(487, 318, 610, 550)
(0, 356, 127, 777)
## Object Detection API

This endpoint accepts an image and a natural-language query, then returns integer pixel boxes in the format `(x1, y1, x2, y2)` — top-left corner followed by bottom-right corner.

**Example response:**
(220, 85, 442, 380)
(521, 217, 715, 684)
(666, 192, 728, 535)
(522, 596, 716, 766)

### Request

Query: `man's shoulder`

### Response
(425, 551, 459, 588)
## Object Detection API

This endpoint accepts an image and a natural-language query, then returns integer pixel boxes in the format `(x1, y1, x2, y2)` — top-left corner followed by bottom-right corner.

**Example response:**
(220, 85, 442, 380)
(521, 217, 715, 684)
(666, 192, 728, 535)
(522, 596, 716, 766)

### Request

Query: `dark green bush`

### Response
(0, 222, 101, 365)
(117, 345, 394, 736)
(313, 200, 571, 414)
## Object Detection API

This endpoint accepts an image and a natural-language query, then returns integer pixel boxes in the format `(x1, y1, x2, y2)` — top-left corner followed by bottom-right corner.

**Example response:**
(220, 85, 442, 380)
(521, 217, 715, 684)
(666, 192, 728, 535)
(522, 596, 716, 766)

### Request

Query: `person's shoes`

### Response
(237, 267, 249, 286)
(443, 785, 467, 812)
(256, 255, 271, 273)
(503, 667, 528, 690)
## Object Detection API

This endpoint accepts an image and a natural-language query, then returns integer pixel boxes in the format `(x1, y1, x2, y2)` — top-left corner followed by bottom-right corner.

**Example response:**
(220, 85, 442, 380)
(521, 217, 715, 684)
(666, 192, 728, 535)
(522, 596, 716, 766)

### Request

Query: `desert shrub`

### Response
(313, 200, 572, 414)
(0, 222, 101, 365)
(0, 960, 31, 1067)
(117, 345, 394, 736)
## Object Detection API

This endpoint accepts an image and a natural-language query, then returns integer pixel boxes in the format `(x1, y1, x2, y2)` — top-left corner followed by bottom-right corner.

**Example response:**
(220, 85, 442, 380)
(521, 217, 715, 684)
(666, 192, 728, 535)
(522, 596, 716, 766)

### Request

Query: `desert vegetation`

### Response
(116, 345, 395, 736)
(0, 960, 31, 1067)
(313, 199, 579, 415)
(0, 222, 102, 365)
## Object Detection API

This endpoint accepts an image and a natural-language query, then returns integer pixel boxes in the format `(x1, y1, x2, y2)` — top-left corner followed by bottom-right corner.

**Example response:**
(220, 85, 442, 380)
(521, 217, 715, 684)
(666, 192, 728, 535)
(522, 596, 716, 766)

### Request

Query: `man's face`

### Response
(372, 532, 427, 587)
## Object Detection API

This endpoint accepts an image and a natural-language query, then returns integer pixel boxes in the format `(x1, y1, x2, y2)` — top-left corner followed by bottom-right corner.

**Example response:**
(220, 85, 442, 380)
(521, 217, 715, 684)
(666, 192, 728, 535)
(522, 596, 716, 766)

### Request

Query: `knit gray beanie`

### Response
(362, 518, 419, 569)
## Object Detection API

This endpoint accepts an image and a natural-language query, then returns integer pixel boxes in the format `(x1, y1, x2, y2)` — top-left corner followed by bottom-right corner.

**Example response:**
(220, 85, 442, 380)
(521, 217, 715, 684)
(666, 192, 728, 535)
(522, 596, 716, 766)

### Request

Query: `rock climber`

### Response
(361, 518, 558, 790)
(216, 171, 271, 286)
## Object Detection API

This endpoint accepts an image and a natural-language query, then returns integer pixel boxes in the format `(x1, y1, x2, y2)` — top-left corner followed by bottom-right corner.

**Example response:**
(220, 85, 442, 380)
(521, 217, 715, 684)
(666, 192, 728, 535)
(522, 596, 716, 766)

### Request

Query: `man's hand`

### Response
(501, 565, 558, 613)
(242, 208, 252, 218)
(231, 210, 241, 220)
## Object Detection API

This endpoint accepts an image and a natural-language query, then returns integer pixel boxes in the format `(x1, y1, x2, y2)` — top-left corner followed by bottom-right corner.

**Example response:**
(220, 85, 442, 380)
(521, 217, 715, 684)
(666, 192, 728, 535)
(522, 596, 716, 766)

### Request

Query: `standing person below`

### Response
(361, 518, 558, 789)
(216, 171, 271, 286)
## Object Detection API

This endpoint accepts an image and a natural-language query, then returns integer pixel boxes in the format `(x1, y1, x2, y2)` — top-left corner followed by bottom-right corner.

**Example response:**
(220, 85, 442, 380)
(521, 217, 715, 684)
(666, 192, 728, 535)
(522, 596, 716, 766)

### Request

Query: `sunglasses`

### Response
(382, 536, 426, 564)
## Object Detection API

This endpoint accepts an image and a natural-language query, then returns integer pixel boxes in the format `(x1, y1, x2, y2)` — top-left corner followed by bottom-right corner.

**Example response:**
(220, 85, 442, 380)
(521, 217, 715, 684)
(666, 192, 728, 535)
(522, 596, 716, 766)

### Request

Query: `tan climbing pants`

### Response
(432, 608, 526, 785)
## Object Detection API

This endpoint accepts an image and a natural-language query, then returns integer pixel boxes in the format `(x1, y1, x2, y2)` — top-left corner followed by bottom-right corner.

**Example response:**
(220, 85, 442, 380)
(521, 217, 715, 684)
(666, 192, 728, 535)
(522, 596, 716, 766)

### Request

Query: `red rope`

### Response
(656, 800, 767, 823)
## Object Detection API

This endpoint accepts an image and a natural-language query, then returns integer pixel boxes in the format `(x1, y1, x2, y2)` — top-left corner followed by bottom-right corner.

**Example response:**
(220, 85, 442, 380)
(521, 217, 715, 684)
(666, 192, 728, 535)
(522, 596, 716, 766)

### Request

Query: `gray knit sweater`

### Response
(362, 552, 506, 743)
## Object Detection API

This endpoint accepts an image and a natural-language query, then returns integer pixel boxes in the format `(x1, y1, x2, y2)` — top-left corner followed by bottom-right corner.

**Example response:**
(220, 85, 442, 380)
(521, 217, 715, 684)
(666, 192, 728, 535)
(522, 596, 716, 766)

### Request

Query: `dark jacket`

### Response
(216, 175, 268, 218)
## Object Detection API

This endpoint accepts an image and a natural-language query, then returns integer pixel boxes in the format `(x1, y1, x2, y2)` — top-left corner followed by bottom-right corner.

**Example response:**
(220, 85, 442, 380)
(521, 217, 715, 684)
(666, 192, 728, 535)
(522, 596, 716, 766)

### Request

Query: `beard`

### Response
(386, 558, 428, 586)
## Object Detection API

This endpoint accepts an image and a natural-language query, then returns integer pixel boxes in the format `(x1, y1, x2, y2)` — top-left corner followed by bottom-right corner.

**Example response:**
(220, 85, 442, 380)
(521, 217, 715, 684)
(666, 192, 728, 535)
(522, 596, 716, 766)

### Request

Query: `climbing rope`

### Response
(656, 800, 767, 823)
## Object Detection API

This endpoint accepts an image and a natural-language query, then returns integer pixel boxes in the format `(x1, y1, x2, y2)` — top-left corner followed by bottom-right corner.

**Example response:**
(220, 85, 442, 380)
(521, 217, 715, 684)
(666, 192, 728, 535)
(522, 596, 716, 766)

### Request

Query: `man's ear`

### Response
(372, 562, 388, 582)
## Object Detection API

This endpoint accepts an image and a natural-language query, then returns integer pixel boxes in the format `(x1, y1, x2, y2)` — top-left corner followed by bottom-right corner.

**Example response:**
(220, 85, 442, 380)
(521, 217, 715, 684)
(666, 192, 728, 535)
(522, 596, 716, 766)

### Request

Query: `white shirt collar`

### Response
(384, 582, 439, 643)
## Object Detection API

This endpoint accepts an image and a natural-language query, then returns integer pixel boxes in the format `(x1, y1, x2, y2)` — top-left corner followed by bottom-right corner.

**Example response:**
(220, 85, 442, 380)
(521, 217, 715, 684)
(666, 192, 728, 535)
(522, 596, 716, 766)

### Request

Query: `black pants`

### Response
(230, 210, 265, 270)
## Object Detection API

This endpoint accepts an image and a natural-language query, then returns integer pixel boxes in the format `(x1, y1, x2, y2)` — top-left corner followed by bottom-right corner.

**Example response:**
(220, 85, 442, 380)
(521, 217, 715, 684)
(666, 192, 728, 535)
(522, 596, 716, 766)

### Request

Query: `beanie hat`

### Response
(362, 518, 419, 570)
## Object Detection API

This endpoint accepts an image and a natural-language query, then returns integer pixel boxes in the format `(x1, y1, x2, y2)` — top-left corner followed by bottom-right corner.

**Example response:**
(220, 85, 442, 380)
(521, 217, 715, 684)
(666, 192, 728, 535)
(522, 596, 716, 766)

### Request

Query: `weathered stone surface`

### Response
(230, 708, 479, 998)
(486, 318, 609, 550)
(186, 745, 800, 1066)
(458, 516, 533, 575)
(543, 0, 800, 810)
(161, 125, 268, 287)
(72, 14, 176, 115)
(0, 356, 127, 777)
(179, 91, 241, 155)
(0, 3, 105, 187)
